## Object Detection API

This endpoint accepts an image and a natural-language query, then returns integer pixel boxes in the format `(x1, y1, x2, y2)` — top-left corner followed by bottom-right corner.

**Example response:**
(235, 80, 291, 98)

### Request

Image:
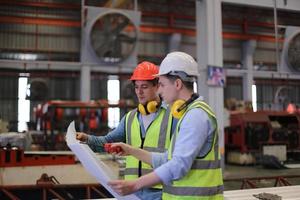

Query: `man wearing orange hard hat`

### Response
(76, 61, 173, 200)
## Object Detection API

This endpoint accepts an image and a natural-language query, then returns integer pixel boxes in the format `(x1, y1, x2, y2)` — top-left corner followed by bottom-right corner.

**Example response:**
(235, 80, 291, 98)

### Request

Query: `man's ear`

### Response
(175, 78, 183, 90)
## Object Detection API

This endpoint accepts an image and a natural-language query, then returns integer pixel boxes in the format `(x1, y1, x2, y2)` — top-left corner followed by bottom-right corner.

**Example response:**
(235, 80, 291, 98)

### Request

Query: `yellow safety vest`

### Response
(125, 107, 172, 189)
(162, 100, 224, 200)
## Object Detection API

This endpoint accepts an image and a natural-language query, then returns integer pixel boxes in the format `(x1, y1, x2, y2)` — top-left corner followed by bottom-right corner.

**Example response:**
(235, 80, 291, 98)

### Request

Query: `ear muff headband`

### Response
(171, 93, 199, 119)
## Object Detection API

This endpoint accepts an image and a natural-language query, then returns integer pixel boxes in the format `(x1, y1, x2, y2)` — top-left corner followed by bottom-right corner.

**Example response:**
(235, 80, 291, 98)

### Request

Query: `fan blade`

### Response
(118, 33, 136, 44)
(89, 13, 137, 63)
(111, 17, 130, 35)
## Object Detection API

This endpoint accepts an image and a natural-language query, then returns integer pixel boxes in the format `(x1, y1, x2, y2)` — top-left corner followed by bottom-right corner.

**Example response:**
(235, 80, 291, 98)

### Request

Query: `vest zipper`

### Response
(139, 137, 145, 177)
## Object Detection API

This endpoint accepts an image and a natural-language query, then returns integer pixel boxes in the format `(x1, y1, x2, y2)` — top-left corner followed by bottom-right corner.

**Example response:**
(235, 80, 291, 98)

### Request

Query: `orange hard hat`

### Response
(130, 61, 159, 81)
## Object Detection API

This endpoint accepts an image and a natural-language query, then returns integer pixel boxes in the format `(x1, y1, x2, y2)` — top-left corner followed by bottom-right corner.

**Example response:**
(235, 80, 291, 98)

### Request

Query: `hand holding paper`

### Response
(66, 121, 140, 200)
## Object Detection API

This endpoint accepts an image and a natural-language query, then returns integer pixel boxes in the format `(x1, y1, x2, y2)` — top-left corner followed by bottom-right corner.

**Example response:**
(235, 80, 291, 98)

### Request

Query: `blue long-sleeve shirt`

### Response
(152, 105, 215, 185)
(86, 104, 169, 152)
(86, 115, 126, 152)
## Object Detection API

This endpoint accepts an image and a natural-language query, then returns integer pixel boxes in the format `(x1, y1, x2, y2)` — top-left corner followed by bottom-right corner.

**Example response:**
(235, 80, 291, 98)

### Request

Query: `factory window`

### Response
(252, 84, 257, 112)
(107, 76, 120, 129)
(18, 77, 30, 132)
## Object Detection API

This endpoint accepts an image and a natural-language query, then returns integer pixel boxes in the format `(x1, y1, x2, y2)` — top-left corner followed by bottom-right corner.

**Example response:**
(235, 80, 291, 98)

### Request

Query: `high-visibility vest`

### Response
(125, 107, 172, 189)
(162, 100, 224, 200)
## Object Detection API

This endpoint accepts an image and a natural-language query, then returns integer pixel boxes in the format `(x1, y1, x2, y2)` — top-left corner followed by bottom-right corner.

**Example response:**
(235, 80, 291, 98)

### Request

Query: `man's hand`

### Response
(104, 143, 122, 154)
(108, 180, 139, 196)
(110, 143, 152, 165)
(76, 132, 88, 142)
(110, 143, 134, 156)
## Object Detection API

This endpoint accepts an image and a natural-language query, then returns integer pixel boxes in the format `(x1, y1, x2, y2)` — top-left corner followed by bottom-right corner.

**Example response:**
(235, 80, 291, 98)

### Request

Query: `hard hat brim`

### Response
(130, 76, 157, 81)
(153, 71, 200, 78)
(153, 72, 168, 77)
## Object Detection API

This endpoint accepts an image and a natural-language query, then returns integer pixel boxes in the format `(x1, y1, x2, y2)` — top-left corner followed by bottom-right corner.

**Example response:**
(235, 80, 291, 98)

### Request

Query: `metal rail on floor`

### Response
(224, 175, 300, 189)
(0, 184, 110, 200)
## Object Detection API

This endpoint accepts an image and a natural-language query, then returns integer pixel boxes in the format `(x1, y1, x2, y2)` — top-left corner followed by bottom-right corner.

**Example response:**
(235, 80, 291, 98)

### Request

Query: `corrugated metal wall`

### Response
(224, 78, 243, 101)
(91, 74, 108, 100)
(0, 75, 18, 130)
(0, 1, 80, 61)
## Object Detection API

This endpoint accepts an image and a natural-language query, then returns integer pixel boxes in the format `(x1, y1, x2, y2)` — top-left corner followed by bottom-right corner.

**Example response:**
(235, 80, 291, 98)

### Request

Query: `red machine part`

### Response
(55, 108, 64, 121)
(89, 109, 98, 130)
(0, 148, 76, 167)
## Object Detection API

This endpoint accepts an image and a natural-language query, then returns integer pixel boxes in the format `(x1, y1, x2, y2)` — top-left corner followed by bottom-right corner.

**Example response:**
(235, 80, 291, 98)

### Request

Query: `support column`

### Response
(242, 40, 256, 101)
(80, 65, 91, 101)
(168, 33, 182, 52)
(196, 0, 224, 164)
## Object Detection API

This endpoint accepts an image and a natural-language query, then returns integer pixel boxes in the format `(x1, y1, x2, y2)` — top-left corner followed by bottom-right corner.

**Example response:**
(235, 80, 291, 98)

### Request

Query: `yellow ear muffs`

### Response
(138, 103, 147, 115)
(138, 101, 159, 115)
(171, 93, 200, 119)
(147, 101, 158, 113)
(171, 99, 186, 119)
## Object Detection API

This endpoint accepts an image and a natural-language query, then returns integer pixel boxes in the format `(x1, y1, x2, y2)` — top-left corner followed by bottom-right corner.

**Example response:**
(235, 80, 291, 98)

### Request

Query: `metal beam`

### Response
(0, 15, 80, 27)
(104, 0, 130, 8)
(222, 32, 284, 42)
(0, 15, 283, 42)
(222, 0, 300, 11)
(0, 15, 284, 42)
(0, 0, 80, 10)
(140, 25, 195, 36)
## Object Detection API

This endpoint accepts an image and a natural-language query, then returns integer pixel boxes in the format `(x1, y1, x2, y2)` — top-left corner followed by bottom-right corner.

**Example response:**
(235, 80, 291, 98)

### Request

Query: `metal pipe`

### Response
(273, 0, 280, 72)
(1, 188, 21, 200)
(134, 0, 137, 11)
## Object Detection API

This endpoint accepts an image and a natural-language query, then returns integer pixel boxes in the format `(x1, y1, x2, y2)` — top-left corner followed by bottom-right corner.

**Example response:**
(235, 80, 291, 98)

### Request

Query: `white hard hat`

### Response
(157, 52, 199, 78)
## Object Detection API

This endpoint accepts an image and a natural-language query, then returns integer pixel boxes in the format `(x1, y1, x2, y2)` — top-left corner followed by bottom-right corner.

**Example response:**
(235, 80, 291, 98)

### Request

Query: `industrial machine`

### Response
(0, 146, 121, 199)
(225, 111, 300, 164)
(0, 147, 75, 167)
(33, 100, 135, 150)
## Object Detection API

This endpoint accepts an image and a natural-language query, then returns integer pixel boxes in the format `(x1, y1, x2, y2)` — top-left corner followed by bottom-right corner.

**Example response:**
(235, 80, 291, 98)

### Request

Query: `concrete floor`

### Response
(223, 164, 300, 191)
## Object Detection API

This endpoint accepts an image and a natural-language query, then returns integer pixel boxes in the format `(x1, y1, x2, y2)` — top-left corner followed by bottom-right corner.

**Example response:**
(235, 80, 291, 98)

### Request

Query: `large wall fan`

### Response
(26, 78, 48, 101)
(81, 7, 141, 66)
(281, 26, 300, 73)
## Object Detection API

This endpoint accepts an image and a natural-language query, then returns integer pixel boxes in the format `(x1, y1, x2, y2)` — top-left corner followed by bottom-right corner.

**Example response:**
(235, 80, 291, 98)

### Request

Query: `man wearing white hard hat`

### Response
(108, 52, 224, 200)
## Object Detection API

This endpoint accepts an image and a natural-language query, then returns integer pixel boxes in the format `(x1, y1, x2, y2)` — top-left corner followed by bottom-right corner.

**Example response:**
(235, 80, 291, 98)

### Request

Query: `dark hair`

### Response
(164, 74, 194, 91)
(132, 78, 158, 86)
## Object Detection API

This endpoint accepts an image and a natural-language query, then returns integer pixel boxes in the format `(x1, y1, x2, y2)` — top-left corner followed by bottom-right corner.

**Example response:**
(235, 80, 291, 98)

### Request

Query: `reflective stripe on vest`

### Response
(164, 185, 224, 196)
(125, 107, 172, 189)
(163, 100, 223, 200)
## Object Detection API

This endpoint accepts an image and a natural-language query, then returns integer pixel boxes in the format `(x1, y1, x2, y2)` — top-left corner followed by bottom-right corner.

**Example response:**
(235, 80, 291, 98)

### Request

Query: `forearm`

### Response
(128, 147, 152, 165)
(87, 135, 107, 152)
(135, 172, 162, 189)
(108, 171, 162, 196)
